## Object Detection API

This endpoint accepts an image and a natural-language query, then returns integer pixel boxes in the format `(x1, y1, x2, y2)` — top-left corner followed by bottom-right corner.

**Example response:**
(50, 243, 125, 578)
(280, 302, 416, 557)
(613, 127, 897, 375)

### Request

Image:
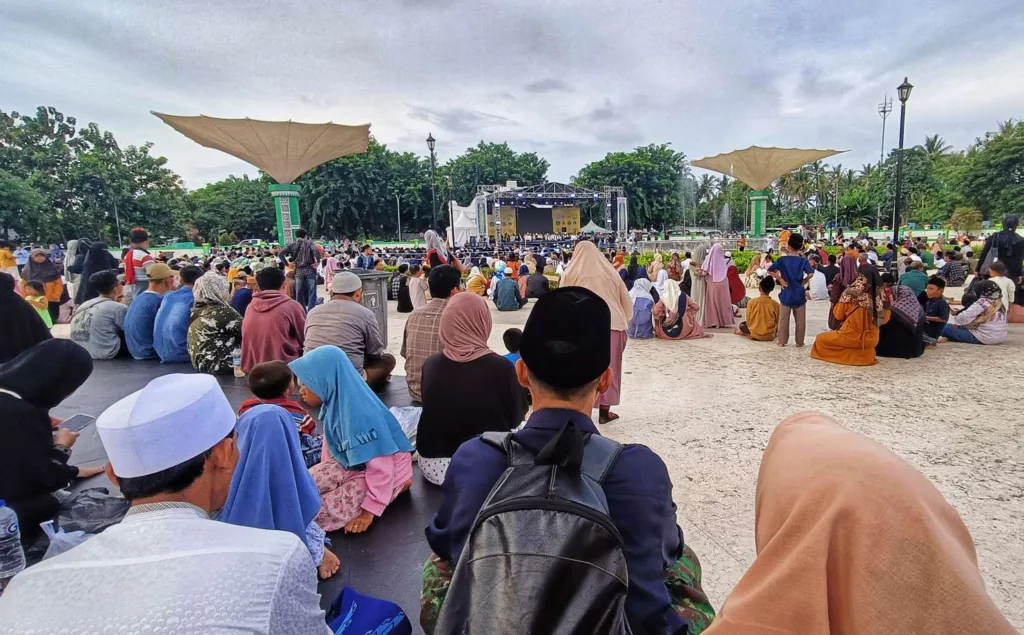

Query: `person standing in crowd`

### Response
(124, 263, 176, 360)
(423, 288, 714, 635)
(401, 265, 462, 403)
(305, 271, 395, 391)
(424, 229, 463, 271)
(280, 228, 320, 313)
(493, 266, 528, 311)
(0, 241, 19, 281)
(811, 264, 889, 365)
(241, 267, 306, 373)
(19, 248, 66, 323)
(408, 264, 430, 310)
(769, 234, 816, 346)
(977, 215, 1023, 293)
(187, 273, 242, 375)
(0, 340, 105, 545)
(666, 252, 684, 281)
(389, 263, 409, 300)
(70, 271, 129, 360)
(12, 243, 30, 275)
(71, 241, 120, 306)
(0, 374, 333, 634)
(986, 262, 1016, 311)
(703, 411, 1016, 635)
(154, 265, 202, 363)
(417, 293, 528, 486)
(397, 264, 417, 313)
(356, 244, 375, 270)
(290, 346, 415, 535)
(700, 244, 735, 328)
(682, 245, 708, 324)
(560, 241, 632, 424)
(648, 253, 665, 281)
(121, 228, 155, 306)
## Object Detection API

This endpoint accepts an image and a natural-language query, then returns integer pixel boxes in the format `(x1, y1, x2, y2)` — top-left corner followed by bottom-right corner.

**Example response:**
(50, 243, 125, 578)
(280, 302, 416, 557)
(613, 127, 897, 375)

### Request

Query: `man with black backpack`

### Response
(422, 287, 714, 635)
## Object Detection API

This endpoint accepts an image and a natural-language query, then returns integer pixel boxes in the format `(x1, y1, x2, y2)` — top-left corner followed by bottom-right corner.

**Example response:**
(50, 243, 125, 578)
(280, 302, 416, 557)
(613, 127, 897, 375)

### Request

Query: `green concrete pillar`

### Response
(269, 184, 302, 245)
(748, 189, 770, 237)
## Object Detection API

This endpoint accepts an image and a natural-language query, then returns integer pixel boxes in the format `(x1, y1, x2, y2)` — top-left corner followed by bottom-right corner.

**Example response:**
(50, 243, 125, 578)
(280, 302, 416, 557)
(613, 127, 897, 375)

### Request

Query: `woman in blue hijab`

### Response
(290, 346, 414, 534)
(218, 404, 340, 578)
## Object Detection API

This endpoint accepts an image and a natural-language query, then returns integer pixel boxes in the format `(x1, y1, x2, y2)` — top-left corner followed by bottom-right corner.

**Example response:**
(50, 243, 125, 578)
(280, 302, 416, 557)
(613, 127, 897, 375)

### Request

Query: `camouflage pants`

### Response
(420, 543, 716, 634)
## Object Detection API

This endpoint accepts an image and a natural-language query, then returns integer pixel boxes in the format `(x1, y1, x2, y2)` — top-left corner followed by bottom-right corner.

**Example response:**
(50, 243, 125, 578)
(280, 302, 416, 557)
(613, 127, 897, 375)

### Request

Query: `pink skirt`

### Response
(596, 329, 627, 408)
(702, 279, 736, 328)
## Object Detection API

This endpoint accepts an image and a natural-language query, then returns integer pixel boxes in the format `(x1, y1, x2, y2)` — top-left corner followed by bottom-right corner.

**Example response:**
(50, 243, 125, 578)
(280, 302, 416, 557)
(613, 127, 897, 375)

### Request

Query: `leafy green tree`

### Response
(574, 144, 688, 230)
(0, 169, 46, 239)
(439, 142, 549, 207)
(963, 120, 1024, 219)
(187, 174, 274, 242)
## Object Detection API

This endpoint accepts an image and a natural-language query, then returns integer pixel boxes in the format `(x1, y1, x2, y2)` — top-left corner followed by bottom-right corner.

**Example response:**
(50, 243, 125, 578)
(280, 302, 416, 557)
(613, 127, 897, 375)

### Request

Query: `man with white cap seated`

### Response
(0, 374, 330, 634)
(304, 270, 395, 391)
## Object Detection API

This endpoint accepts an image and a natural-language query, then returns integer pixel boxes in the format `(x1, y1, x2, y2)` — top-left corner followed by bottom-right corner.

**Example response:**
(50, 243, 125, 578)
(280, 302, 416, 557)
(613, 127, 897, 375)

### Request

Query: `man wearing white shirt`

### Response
(0, 374, 330, 635)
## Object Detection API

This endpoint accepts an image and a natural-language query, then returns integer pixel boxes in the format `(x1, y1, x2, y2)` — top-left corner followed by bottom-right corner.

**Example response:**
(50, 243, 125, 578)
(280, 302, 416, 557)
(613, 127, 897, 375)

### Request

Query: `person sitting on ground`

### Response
(619, 254, 648, 292)
(811, 264, 890, 366)
(875, 274, 925, 359)
(422, 287, 715, 635)
(898, 260, 928, 300)
(397, 264, 416, 313)
(653, 277, 710, 341)
(417, 293, 528, 487)
(0, 373, 332, 633)
(768, 233, 816, 347)
(70, 271, 129, 360)
(939, 280, 1007, 345)
(627, 277, 656, 339)
(22, 280, 54, 328)
(465, 265, 487, 296)
(304, 270, 395, 391)
(0, 340, 105, 546)
(704, 411, 1017, 635)
(124, 263, 176, 360)
(502, 327, 522, 364)
(525, 266, 551, 299)
(805, 256, 829, 301)
(937, 250, 967, 287)
(666, 252, 684, 281)
(400, 265, 461, 402)
(921, 276, 950, 344)
(187, 273, 242, 375)
(19, 248, 66, 323)
(408, 264, 430, 310)
(238, 360, 321, 468)
(493, 266, 528, 311)
(153, 265, 202, 363)
(735, 276, 780, 341)
(517, 264, 531, 297)
(985, 261, 1016, 311)
(743, 253, 763, 288)
(121, 227, 155, 306)
(389, 263, 409, 301)
(229, 273, 254, 317)
(241, 266, 306, 373)
(217, 404, 340, 580)
(290, 346, 415, 534)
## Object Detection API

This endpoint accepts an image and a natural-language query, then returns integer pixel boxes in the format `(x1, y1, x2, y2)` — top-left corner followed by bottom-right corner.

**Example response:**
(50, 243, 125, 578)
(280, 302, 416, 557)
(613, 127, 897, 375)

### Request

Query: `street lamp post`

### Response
(426, 133, 438, 230)
(445, 175, 454, 246)
(892, 77, 913, 244)
(394, 194, 401, 241)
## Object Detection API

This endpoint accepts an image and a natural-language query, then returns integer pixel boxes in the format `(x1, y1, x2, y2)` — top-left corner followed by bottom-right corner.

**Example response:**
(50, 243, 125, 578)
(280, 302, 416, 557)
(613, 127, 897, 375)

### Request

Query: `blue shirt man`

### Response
(124, 263, 175, 360)
(13, 246, 29, 267)
(493, 274, 526, 311)
(154, 286, 194, 363)
(767, 235, 816, 346)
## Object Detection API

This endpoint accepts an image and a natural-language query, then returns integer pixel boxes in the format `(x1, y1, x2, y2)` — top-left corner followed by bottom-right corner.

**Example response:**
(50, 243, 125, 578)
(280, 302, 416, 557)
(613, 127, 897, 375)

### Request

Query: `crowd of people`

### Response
(0, 221, 1020, 634)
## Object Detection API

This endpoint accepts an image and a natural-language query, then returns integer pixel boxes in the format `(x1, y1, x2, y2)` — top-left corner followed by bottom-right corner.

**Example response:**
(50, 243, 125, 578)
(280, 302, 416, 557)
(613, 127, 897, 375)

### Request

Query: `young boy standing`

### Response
(735, 277, 780, 341)
(768, 233, 816, 347)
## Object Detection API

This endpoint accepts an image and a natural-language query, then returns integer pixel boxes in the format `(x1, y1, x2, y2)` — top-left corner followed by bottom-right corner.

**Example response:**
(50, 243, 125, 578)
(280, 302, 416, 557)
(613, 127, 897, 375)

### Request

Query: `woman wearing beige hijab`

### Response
(560, 240, 632, 424)
(705, 411, 1016, 635)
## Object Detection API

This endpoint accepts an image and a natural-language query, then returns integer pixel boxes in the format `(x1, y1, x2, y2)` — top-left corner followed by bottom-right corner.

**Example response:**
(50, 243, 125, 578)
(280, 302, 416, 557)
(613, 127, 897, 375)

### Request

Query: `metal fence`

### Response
(635, 238, 769, 253)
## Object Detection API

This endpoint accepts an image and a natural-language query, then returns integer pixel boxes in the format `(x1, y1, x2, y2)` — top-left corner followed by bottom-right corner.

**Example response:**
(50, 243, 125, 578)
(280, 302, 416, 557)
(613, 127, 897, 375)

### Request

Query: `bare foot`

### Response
(318, 548, 340, 579)
(397, 479, 413, 496)
(937, 337, 949, 343)
(795, 343, 805, 348)
(776, 342, 786, 347)
(733, 328, 745, 336)
(343, 510, 374, 534)
(598, 410, 620, 425)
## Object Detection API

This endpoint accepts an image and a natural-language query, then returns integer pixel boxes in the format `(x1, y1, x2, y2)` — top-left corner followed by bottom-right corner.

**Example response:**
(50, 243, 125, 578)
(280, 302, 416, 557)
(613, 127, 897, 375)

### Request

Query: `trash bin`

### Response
(353, 271, 392, 344)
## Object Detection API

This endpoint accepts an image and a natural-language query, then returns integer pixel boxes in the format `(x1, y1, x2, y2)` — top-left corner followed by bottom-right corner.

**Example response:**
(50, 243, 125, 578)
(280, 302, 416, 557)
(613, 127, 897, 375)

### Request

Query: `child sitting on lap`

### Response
(238, 360, 323, 468)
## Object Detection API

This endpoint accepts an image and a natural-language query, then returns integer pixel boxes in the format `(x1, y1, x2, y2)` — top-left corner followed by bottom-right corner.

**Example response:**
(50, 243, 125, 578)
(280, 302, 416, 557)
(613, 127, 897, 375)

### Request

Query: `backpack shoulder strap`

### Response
(581, 434, 623, 483)
(479, 431, 515, 467)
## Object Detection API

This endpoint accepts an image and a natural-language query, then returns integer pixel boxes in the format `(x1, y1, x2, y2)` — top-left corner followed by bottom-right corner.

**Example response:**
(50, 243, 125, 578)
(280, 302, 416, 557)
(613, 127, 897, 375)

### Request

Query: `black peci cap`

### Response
(520, 287, 611, 388)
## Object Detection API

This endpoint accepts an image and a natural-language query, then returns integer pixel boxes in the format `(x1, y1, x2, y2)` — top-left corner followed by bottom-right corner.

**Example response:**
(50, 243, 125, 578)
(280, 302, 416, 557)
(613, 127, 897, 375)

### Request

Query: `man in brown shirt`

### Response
(400, 265, 462, 402)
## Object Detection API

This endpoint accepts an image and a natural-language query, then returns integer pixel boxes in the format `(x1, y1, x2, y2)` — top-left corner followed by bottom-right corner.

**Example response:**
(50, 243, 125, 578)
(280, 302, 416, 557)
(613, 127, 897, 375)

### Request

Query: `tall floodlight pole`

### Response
(394, 194, 402, 241)
(426, 133, 438, 230)
(445, 175, 454, 246)
(876, 96, 893, 229)
(892, 78, 913, 244)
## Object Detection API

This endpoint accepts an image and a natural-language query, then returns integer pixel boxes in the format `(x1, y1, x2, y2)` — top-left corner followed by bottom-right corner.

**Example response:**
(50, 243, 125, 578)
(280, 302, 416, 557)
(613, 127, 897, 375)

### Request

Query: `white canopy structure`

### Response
(691, 146, 846, 190)
(152, 112, 370, 184)
(450, 195, 485, 246)
(580, 220, 612, 234)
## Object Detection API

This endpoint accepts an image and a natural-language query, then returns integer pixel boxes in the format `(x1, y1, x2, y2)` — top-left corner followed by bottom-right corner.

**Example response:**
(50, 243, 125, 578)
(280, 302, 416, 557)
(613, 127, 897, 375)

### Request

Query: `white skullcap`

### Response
(97, 374, 236, 478)
(504, 267, 513, 274)
(332, 271, 362, 294)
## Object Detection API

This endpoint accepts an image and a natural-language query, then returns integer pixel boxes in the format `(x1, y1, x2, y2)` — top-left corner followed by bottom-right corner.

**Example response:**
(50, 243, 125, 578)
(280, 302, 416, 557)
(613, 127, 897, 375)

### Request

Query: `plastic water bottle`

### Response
(232, 347, 245, 378)
(0, 500, 25, 591)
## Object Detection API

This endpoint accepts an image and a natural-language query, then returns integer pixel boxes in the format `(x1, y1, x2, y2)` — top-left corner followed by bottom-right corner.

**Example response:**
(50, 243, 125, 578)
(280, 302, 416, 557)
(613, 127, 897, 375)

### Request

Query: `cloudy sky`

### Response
(3, 0, 1023, 188)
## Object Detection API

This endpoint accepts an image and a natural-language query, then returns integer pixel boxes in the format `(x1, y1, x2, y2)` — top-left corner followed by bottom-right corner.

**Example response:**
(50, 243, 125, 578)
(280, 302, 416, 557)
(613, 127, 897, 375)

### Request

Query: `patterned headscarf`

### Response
(964, 280, 1003, 330)
(839, 264, 885, 323)
(889, 285, 923, 329)
(192, 273, 229, 306)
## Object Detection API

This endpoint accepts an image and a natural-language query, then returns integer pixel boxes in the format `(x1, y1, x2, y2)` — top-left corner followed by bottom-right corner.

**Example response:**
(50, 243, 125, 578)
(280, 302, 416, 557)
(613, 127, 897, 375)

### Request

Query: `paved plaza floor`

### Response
(52, 286, 1024, 630)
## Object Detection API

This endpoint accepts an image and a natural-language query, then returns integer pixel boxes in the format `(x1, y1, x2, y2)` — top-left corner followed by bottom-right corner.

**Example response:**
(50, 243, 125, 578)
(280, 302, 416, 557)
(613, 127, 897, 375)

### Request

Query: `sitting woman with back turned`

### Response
(290, 346, 415, 534)
(875, 274, 925, 359)
(653, 278, 711, 340)
(939, 279, 1008, 345)
(417, 293, 528, 486)
(811, 264, 890, 366)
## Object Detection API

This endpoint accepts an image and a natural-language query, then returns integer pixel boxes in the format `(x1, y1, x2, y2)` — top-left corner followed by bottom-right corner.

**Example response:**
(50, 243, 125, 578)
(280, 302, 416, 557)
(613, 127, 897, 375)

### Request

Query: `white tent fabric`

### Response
(691, 146, 846, 190)
(452, 204, 480, 247)
(580, 220, 612, 234)
(152, 112, 370, 184)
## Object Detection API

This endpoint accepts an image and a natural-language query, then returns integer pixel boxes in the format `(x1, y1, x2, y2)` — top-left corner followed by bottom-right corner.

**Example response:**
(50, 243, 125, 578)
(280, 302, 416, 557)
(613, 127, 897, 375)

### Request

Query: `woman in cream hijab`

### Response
(560, 240, 632, 424)
(705, 411, 1016, 635)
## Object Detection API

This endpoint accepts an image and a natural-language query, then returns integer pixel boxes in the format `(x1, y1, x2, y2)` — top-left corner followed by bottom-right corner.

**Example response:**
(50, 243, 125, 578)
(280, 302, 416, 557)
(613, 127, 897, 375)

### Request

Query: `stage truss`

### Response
(476, 182, 628, 240)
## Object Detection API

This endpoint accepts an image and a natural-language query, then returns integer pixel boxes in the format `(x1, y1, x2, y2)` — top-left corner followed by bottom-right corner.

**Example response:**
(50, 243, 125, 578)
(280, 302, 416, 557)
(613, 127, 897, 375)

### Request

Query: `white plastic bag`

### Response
(389, 406, 422, 445)
(40, 520, 89, 560)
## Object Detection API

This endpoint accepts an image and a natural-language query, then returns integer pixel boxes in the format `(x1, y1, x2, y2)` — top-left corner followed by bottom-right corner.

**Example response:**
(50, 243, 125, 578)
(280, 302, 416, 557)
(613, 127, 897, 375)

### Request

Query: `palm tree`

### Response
(696, 174, 719, 204)
(920, 134, 952, 160)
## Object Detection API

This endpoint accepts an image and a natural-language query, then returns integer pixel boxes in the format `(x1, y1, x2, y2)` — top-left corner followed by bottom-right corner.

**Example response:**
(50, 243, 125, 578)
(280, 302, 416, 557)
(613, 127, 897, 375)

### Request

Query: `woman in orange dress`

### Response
(811, 264, 890, 366)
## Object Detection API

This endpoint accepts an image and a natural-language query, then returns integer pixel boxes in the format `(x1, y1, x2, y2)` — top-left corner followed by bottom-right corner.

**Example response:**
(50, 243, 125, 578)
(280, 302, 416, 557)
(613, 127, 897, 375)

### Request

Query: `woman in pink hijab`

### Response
(416, 293, 528, 486)
(700, 243, 736, 328)
(323, 252, 340, 295)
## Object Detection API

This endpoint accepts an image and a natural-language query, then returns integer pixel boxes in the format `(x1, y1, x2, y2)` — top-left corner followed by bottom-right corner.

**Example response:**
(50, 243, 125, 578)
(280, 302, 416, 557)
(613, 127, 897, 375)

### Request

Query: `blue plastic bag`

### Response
(326, 586, 411, 635)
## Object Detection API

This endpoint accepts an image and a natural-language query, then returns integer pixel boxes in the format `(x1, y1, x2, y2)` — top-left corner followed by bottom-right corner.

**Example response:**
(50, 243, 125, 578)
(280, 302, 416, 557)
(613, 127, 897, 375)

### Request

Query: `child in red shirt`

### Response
(238, 360, 322, 467)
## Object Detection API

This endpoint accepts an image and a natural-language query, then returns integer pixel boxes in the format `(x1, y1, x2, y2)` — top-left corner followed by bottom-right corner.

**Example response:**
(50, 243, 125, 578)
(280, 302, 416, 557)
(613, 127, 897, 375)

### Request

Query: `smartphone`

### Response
(58, 413, 95, 433)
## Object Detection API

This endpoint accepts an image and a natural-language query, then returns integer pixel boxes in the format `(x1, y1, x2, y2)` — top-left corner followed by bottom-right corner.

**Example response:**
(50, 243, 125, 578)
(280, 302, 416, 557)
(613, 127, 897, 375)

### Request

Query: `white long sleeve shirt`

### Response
(0, 504, 331, 635)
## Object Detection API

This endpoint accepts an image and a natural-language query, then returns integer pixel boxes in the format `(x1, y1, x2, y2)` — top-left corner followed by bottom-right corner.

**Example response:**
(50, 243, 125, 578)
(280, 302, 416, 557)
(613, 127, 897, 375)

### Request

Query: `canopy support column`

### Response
(748, 189, 769, 237)
(269, 184, 302, 245)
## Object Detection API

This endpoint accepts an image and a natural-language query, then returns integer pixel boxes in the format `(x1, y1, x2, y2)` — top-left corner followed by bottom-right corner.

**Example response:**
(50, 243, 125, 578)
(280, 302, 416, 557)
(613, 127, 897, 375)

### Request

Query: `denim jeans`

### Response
(941, 324, 981, 344)
(295, 273, 318, 313)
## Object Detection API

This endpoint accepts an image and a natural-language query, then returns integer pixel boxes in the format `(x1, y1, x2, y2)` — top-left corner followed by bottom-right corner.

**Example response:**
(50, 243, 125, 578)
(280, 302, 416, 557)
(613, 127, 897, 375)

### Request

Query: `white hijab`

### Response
(629, 278, 654, 304)
(654, 269, 669, 296)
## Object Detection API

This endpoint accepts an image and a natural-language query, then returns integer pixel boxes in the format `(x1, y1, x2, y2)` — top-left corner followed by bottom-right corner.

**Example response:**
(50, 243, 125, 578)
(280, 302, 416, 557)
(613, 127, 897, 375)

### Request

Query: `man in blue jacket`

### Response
(154, 265, 203, 363)
(424, 287, 711, 634)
